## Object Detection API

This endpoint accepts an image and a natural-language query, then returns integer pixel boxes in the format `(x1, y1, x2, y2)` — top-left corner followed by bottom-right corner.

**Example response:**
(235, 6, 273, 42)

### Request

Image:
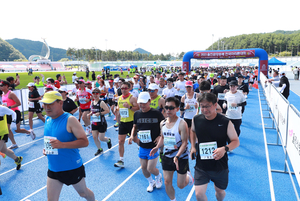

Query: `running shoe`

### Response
(127, 133, 130, 138)
(114, 117, 116, 121)
(187, 171, 194, 186)
(85, 126, 90, 136)
(15, 156, 23, 170)
(8, 144, 18, 149)
(108, 112, 111, 117)
(155, 173, 163, 189)
(115, 127, 119, 131)
(29, 130, 36, 140)
(147, 181, 156, 192)
(107, 138, 112, 149)
(114, 122, 119, 127)
(114, 160, 124, 168)
(159, 152, 163, 163)
(94, 148, 103, 156)
(0, 152, 6, 158)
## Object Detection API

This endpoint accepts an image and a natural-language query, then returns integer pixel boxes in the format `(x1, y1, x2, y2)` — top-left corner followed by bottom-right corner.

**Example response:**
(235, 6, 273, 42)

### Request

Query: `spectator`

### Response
(6, 76, 20, 91)
(279, 71, 290, 99)
(92, 71, 96, 81)
(72, 72, 78, 83)
(34, 75, 45, 87)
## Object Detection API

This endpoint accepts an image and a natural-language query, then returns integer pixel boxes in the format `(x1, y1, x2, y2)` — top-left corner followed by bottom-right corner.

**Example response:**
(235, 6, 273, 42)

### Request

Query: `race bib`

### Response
(108, 93, 114, 99)
(218, 93, 226, 100)
(138, 130, 152, 143)
(186, 104, 195, 112)
(164, 136, 177, 149)
(179, 90, 185, 96)
(244, 79, 248, 83)
(228, 104, 238, 111)
(28, 102, 35, 108)
(79, 97, 86, 104)
(120, 108, 129, 118)
(199, 141, 217, 160)
(44, 136, 58, 155)
(91, 114, 101, 122)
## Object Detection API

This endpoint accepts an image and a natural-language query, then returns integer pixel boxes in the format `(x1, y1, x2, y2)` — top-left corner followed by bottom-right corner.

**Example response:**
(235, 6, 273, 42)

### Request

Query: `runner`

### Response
(0, 105, 23, 170)
(174, 72, 187, 118)
(107, 79, 115, 117)
(59, 86, 78, 115)
(114, 82, 139, 168)
(148, 83, 165, 116)
(190, 92, 240, 201)
(223, 80, 247, 142)
(150, 97, 194, 201)
(72, 80, 82, 122)
(162, 78, 176, 99)
(40, 91, 95, 201)
(197, 81, 222, 114)
(28, 82, 46, 137)
(74, 79, 93, 136)
(0, 81, 35, 149)
(87, 88, 112, 156)
(181, 81, 199, 134)
(158, 78, 166, 96)
(128, 92, 164, 192)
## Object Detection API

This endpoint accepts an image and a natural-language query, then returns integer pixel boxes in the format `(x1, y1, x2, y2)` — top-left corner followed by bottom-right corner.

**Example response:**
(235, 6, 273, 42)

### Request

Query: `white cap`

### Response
(59, 86, 68, 92)
(114, 78, 119, 83)
(148, 83, 159, 90)
(27, 82, 35, 87)
(73, 72, 77, 74)
(280, 71, 285, 75)
(137, 92, 150, 103)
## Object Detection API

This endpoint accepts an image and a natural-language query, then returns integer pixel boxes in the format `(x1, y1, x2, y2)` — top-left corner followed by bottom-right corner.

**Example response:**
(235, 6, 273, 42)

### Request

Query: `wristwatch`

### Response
(175, 156, 180, 160)
(130, 106, 132, 109)
(224, 146, 229, 152)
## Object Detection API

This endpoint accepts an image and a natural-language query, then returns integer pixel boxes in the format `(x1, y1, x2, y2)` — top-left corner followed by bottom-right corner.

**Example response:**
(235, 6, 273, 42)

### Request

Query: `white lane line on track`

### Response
(18, 125, 127, 201)
(185, 186, 195, 201)
(102, 166, 142, 201)
(0, 155, 45, 177)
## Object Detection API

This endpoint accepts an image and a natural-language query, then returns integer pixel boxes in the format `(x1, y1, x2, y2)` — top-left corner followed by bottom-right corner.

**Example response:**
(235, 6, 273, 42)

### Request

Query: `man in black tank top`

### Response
(190, 93, 240, 201)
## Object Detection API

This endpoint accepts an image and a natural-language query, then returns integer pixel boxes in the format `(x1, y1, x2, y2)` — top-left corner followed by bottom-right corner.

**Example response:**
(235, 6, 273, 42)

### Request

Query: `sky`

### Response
(1, 0, 300, 56)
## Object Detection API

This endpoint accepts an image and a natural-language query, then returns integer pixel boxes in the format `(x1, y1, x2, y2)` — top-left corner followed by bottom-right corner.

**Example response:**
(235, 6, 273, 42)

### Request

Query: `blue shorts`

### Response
(138, 147, 159, 160)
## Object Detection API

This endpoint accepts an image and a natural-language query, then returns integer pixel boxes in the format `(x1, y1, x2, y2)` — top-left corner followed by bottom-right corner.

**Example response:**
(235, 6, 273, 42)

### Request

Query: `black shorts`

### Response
(161, 155, 189, 174)
(119, 121, 133, 135)
(194, 166, 229, 190)
(91, 122, 107, 133)
(0, 134, 9, 143)
(81, 108, 91, 112)
(107, 98, 115, 106)
(29, 102, 43, 113)
(6, 110, 21, 124)
(184, 118, 192, 128)
(48, 165, 86, 186)
(249, 81, 254, 84)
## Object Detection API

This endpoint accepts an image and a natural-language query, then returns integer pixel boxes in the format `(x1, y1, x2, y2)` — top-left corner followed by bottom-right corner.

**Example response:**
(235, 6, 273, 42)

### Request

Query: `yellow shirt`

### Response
(118, 94, 134, 122)
(150, 95, 161, 110)
(0, 115, 9, 137)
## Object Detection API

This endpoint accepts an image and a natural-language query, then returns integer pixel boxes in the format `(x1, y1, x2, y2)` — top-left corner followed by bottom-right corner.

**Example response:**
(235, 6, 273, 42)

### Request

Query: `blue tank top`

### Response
(44, 112, 83, 172)
(107, 87, 115, 99)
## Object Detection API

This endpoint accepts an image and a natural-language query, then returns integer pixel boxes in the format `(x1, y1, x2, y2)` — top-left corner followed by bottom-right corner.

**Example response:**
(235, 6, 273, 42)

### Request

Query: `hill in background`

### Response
(6, 38, 68, 61)
(0, 38, 26, 61)
(133, 48, 151, 55)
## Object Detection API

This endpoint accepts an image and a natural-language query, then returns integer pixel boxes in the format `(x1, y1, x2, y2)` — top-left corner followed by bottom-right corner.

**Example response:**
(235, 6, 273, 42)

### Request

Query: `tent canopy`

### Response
(268, 57, 286, 65)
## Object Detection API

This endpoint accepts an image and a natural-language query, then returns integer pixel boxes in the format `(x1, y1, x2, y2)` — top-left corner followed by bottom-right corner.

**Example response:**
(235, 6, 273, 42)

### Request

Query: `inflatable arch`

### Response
(182, 48, 268, 81)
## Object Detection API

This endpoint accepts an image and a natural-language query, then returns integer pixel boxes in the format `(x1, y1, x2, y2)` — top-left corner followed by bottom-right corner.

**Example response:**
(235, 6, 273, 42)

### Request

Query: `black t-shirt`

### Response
(213, 84, 229, 114)
(238, 83, 249, 94)
(91, 100, 106, 125)
(63, 97, 78, 114)
(29, 89, 40, 102)
(133, 108, 164, 149)
(117, 88, 122, 96)
(193, 113, 229, 171)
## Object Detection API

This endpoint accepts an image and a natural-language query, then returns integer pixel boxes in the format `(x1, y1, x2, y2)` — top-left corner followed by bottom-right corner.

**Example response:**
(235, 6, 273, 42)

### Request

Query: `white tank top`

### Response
(183, 92, 198, 119)
(162, 117, 189, 159)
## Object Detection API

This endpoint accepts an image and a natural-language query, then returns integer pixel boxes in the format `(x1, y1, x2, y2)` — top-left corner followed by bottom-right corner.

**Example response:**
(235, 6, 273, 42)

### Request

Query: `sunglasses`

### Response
(121, 87, 129, 90)
(77, 82, 83, 84)
(58, 91, 65, 94)
(148, 90, 155, 93)
(92, 92, 100, 95)
(164, 106, 176, 110)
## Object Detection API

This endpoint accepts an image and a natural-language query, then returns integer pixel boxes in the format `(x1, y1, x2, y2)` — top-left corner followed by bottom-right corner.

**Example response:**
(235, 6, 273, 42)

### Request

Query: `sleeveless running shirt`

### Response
(44, 112, 82, 172)
(76, 88, 92, 110)
(118, 94, 134, 122)
(150, 95, 161, 110)
(0, 115, 9, 137)
(2, 90, 19, 111)
(162, 117, 189, 159)
(183, 93, 197, 119)
(91, 100, 106, 126)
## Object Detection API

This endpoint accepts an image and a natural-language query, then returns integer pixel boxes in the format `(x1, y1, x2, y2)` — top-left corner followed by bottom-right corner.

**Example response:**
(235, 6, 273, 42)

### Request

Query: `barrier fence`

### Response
(260, 72, 300, 200)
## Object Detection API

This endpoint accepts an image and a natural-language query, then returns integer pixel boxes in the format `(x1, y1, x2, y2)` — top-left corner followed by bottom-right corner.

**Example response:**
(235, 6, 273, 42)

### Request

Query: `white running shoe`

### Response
(29, 130, 36, 140)
(147, 181, 156, 192)
(187, 171, 194, 186)
(85, 126, 90, 136)
(155, 173, 163, 189)
(8, 144, 18, 149)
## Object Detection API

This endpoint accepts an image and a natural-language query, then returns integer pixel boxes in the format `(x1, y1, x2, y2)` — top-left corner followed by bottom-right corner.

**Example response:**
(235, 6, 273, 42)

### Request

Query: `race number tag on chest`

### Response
(44, 136, 58, 155)
(120, 108, 129, 118)
(199, 141, 217, 160)
(138, 130, 152, 143)
(228, 103, 238, 111)
(108, 93, 114, 99)
(28, 102, 35, 108)
(91, 114, 101, 122)
(218, 93, 226, 100)
(79, 97, 86, 104)
(187, 104, 195, 112)
(179, 90, 185, 96)
(164, 136, 177, 149)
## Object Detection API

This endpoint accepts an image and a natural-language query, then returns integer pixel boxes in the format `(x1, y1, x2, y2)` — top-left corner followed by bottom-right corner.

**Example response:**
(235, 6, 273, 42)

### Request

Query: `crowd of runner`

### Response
(0, 65, 281, 200)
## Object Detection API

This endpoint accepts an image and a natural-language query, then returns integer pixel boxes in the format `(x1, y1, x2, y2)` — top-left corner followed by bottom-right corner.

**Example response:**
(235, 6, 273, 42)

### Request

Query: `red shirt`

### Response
(76, 88, 92, 109)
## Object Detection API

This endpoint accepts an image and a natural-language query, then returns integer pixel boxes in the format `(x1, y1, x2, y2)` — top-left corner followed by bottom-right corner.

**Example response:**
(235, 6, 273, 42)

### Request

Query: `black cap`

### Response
(229, 80, 238, 86)
(35, 76, 40, 79)
(238, 75, 244, 79)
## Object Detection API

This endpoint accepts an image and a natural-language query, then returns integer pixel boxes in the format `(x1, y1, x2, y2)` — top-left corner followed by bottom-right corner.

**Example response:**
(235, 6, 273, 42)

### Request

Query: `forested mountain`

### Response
(0, 38, 26, 61)
(133, 48, 151, 55)
(208, 30, 300, 56)
(6, 38, 67, 61)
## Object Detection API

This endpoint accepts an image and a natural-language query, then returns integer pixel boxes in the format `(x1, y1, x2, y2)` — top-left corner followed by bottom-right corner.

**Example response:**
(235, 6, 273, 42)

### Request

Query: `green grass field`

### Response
(0, 71, 151, 89)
